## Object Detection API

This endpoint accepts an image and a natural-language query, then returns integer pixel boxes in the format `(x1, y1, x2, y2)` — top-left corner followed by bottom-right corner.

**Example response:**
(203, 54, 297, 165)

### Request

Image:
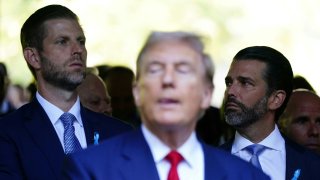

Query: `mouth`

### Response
(225, 101, 241, 111)
(158, 98, 180, 108)
(69, 59, 84, 70)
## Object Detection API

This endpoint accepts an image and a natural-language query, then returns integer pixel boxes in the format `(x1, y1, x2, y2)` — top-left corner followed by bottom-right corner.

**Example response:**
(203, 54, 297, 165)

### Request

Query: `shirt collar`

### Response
(36, 92, 83, 126)
(232, 125, 285, 153)
(141, 124, 201, 168)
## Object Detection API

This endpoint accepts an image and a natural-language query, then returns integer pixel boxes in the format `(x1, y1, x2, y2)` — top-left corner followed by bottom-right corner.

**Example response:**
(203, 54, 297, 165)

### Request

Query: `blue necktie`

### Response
(60, 113, 82, 154)
(245, 144, 266, 170)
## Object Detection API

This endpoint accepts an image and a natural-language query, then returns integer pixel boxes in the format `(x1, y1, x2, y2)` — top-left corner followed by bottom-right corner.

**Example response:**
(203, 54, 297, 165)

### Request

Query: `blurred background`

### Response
(1, 0, 319, 107)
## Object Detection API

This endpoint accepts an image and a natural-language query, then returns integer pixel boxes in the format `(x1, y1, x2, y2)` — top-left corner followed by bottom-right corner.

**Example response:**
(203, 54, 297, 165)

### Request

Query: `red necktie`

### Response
(165, 150, 183, 180)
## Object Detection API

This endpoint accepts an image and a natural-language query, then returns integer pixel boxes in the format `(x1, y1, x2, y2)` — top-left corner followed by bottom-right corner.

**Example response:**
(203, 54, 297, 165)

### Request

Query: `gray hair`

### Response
(136, 31, 214, 87)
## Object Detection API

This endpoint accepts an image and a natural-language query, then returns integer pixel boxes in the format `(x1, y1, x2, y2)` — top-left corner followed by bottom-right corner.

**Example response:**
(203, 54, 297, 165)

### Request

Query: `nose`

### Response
(72, 41, 85, 55)
(225, 83, 238, 98)
(162, 67, 175, 88)
(100, 100, 112, 116)
(308, 121, 320, 137)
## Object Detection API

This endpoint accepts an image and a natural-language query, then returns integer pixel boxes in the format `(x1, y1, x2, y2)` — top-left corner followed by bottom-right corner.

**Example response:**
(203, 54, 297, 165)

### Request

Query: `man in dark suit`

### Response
(220, 46, 320, 180)
(0, 5, 132, 180)
(63, 31, 269, 180)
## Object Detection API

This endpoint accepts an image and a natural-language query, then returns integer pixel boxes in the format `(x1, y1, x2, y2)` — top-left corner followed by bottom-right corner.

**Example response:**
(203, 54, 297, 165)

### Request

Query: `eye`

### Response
(56, 39, 67, 45)
(293, 117, 309, 125)
(239, 78, 253, 87)
(147, 62, 163, 74)
(89, 99, 100, 106)
(78, 37, 86, 46)
(176, 63, 193, 74)
(225, 77, 232, 87)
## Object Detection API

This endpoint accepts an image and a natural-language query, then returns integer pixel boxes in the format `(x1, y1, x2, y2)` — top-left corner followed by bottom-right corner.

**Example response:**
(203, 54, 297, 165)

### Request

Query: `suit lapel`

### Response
(219, 139, 233, 151)
(285, 139, 305, 180)
(23, 100, 64, 178)
(120, 129, 160, 180)
(81, 107, 94, 146)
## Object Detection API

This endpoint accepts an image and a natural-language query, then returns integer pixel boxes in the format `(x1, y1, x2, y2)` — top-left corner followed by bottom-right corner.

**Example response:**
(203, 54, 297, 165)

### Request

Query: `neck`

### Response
(237, 114, 276, 143)
(37, 81, 78, 112)
(145, 122, 195, 150)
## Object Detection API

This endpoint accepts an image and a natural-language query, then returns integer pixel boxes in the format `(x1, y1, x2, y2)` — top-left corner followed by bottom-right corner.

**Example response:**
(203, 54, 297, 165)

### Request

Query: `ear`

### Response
(23, 47, 41, 69)
(268, 90, 286, 110)
(132, 82, 141, 107)
(201, 84, 214, 109)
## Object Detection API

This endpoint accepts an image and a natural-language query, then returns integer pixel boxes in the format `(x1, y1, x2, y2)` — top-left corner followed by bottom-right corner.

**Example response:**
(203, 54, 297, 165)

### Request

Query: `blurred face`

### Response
(223, 60, 269, 128)
(39, 19, 87, 91)
(284, 91, 320, 154)
(133, 40, 212, 134)
(78, 74, 112, 116)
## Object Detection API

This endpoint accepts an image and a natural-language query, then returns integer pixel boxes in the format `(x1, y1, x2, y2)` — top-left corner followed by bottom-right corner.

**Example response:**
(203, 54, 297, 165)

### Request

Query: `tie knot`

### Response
(165, 150, 183, 167)
(60, 113, 77, 127)
(245, 144, 266, 156)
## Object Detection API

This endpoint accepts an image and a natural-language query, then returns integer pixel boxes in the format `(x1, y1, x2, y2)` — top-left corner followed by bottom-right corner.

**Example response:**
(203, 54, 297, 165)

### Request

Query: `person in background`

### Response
(220, 46, 320, 180)
(0, 4, 132, 180)
(293, 75, 315, 93)
(77, 67, 112, 116)
(6, 83, 29, 109)
(195, 54, 223, 146)
(26, 80, 37, 101)
(279, 89, 320, 155)
(0, 62, 16, 117)
(62, 31, 269, 180)
(95, 64, 110, 80)
(103, 66, 141, 127)
(0, 66, 5, 117)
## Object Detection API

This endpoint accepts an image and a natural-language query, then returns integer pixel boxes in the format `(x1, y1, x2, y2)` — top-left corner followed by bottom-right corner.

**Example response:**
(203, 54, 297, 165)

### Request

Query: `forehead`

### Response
(43, 18, 83, 36)
(228, 60, 266, 79)
(287, 92, 320, 113)
(142, 40, 201, 64)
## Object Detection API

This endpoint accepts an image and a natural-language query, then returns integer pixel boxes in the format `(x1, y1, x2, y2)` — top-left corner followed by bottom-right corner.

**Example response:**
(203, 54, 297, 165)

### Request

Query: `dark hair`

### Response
(136, 31, 214, 87)
(20, 4, 80, 77)
(0, 63, 7, 103)
(233, 46, 293, 121)
(293, 75, 315, 93)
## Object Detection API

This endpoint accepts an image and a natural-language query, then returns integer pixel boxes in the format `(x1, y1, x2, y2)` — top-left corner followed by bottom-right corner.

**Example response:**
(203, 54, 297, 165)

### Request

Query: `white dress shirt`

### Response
(142, 125, 204, 180)
(36, 92, 87, 150)
(232, 125, 286, 180)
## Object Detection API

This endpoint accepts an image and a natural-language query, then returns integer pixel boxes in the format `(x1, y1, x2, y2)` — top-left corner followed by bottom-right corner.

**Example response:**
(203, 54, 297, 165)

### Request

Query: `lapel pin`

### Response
(291, 169, 301, 180)
(94, 132, 99, 145)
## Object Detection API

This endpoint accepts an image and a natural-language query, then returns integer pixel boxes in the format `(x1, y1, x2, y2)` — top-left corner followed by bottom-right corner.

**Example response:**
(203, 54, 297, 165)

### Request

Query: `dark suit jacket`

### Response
(220, 136, 320, 180)
(0, 99, 133, 180)
(63, 128, 270, 180)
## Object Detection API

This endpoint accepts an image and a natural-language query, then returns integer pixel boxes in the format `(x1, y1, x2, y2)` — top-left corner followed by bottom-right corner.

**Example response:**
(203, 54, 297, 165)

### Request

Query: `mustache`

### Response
(223, 96, 246, 111)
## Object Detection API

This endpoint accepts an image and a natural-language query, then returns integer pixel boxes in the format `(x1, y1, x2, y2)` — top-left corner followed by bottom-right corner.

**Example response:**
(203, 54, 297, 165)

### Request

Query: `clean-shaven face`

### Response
(134, 40, 212, 133)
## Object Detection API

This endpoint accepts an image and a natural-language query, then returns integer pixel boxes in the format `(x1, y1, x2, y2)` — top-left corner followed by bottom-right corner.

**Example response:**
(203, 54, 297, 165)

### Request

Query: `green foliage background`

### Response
(1, 0, 320, 106)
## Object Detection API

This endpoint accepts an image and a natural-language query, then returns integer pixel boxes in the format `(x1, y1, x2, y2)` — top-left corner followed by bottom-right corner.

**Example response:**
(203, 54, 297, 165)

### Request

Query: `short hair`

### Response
(233, 46, 293, 121)
(20, 4, 80, 77)
(136, 31, 214, 87)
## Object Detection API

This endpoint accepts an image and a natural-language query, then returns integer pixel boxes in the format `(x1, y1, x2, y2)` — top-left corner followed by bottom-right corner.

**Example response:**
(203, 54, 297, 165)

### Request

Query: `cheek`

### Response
(288, 125, 308, 140)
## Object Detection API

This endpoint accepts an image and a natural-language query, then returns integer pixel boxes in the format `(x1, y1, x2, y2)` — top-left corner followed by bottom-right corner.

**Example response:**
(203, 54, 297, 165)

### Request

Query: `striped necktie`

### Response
(60, 112, 82, 154)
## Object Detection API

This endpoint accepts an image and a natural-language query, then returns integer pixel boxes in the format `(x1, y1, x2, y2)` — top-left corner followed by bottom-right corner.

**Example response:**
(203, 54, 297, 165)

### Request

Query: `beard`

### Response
(40, 55, 85, 91)
(223, 96, 268, 128)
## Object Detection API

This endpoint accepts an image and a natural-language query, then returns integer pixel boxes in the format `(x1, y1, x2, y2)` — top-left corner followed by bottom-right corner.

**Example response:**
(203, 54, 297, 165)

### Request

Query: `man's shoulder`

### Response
(81, 107, 133, 130)
(285, 137, 320, 163)
(68, 130, 137, 162)
(203, 144, 270, 179)
(0, 101, 38, 127)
